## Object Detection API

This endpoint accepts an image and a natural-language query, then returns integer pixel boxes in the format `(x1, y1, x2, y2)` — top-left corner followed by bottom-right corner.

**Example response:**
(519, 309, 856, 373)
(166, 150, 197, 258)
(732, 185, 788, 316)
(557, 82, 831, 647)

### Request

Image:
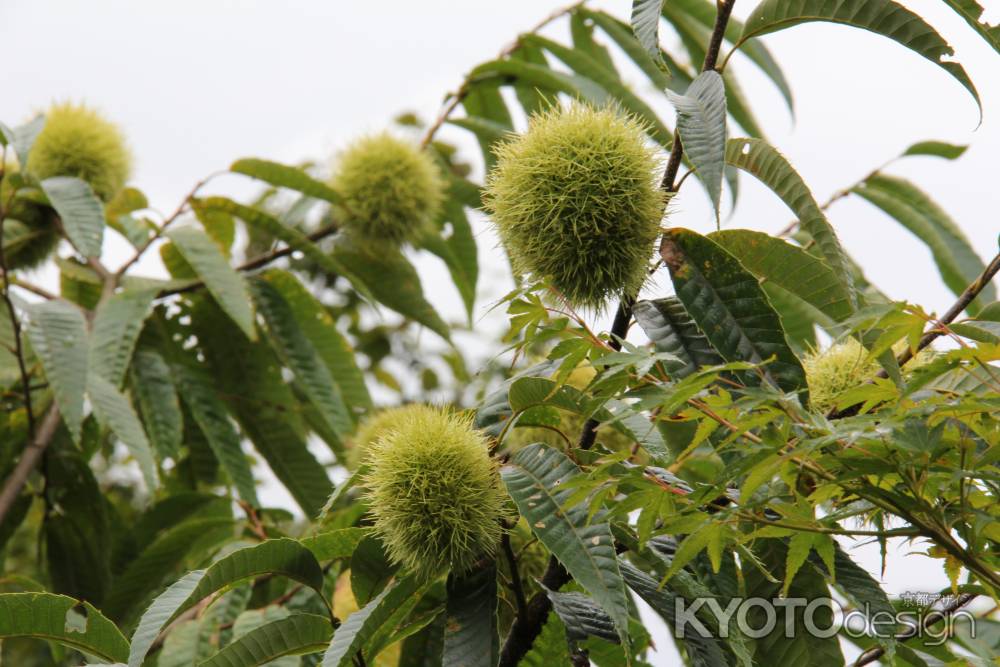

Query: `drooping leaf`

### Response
(129, 539, 325, 667)
(584, 10, 671, 91)
(172, 363, 259, 507)
(40, 176, 104, 257)
(660, 228, 809, 398)
(200, 613, 332, 666)
(739, 0, 982, 119)
(901, 140, 968, 160)
(89, 288, 157, 387)
(569, 10, 618, 74)
(25, 299, 88, 442)
(251, 278, 352, 437)
(630, 0, 666, 65)
(442, 563, 498, 667)
(87, 373, 158, 491)
(501, 444, 630, 644)
(460, 80, 514, 172)
(230, 158, 343, 204)
(469, 60, 609, 107)
(350, 536, 396, 607)
(129, 348, 183, 459)
(666, 70, 727, 217)
(322, 576, 429, 667)
(852, 174, 995, 313)
(167, 227, 256, 340)
(0, 593, 129, 664)
(633, 297, 724, 379)
(725, 138, 854, 301)
(546, 590, 619, 643)
(709, 229, 854, 323)
(939, 0, 1000, 56)
(421, 197, 478, 322)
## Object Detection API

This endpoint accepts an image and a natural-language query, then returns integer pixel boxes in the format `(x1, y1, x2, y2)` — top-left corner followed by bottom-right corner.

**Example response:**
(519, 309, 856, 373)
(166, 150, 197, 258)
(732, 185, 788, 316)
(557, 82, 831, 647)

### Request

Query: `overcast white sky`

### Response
(3, 1, 997, 662)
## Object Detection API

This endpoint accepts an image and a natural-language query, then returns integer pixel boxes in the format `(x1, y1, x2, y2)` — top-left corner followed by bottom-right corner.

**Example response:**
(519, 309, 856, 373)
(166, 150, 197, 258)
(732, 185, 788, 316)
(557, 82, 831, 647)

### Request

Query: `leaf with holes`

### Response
(0, 593, 129, 664)
(501, 444, 630, 645)
(167, 227, 256, 340)
(200, 613, 332, 666)
(853, 174, 995, 314)
(940, 0, 1000, 56)
(666, 71, 727, 217)
(40, 176, 104, 257)
(25, 299, 88, 442)
(660, 228, 808, 398)
(740, 0, 981, 120)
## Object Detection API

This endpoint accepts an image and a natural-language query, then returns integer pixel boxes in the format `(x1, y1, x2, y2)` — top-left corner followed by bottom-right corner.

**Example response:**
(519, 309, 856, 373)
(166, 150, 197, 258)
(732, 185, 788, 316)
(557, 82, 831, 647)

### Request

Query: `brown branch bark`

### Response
(0, 404, 61, 524)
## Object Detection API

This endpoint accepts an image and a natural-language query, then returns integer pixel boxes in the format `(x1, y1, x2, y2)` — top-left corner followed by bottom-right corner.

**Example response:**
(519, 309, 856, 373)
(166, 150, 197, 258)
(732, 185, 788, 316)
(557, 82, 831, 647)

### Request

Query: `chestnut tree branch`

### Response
(0, 404, 61, 525)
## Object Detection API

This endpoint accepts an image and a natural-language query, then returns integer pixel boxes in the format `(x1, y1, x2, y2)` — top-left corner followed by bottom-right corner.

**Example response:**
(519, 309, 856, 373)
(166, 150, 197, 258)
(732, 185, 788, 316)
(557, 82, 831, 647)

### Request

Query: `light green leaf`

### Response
(442, 563, 498, 667)
(660, 228, 809, 397)
(709, 229, 854, 323)
(469, 60, 609, 106)
(40, 176, 105, 257)
(25, 299, 88, 442)
(300, 528, 368, 562)
(633, 297, 724, 379)
(783, 532, 814, 597)
(87, 373, 158, 491)
(172, 363, 259, 507)
(901, 140, 968, 160)
(853, 174, 995, 313)
(200, 613, 332, 666)
(167, 227, 256, 340)
(258, 269, 370, 412)
(0, 592, 129, 664)
(666, 70, 727, 217)
(0, 115, 46, 167)
(251, 278, 353, 437)
(230, 158, 343, 204)
(322, 576, 429, 667)
(939, 0, 1000, 55)
(739, 0, 982, 120)
(951, 320, 1000, 344)
(89, 288, 157, 387)
(725, 138, 855, 302)
(421, 198, 478, 321)
(631, 0, 666, 65)
(129, 348, 183, 459)
(130, 539, 325, 667)
(501, 444, 630, 644)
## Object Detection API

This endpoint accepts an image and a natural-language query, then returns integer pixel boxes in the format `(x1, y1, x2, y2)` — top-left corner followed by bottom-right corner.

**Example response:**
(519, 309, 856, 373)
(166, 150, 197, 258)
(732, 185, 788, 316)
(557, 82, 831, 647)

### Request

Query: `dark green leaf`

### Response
(89, 287, 157, 387)
(200, 613, 332, 666)
(88, 373, 158, 491)
(546, 590, 619, 643)
(633, 297, 723, 379)
(0, 593, 129, 664)
(129, 348, 183, 459)
(442, 563, 498, 667)
(939, 0, 1000, 55)
(25, 299, 88, 442)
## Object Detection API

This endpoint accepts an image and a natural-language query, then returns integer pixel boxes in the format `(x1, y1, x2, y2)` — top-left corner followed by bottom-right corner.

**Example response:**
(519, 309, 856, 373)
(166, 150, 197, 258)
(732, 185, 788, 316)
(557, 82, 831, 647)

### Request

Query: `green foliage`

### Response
(330, 133, 445, 246)
(484, 105, 665, 309)
(363, 407, 505, 578)
(26, 102, 131, 201)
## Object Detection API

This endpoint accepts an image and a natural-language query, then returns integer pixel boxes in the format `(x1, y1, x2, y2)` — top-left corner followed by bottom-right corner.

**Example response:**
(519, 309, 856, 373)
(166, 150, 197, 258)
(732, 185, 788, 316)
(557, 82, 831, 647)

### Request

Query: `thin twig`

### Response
(853, 593, 978, 666)
(501, 531, 529, 618)
(0, 405, 61, 525)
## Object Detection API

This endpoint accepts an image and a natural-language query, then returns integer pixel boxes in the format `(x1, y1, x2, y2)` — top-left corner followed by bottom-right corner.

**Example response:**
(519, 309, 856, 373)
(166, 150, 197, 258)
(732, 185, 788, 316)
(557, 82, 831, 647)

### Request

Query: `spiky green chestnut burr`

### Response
(329, 133, 445, 246)
(484, 105, 665, 309)
(26, 102, 132, 202)
(349, 403, 439, 468)
(803, 339, 879, 414)
(363, 406, 505, 578)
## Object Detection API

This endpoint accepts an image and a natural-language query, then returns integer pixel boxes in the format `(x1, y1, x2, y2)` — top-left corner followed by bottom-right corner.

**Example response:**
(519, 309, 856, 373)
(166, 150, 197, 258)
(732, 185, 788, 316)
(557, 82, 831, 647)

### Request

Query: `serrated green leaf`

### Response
(442, 563, 497, 667)
(167, 227, 256, 340)
(709, 229, 854, 323)
(546, 590, 619, 643)
(172, 363, 259, 507)
(300, 528, 368, 562)
(421, 198, 478, 322)
(666, 71, 727, 217)
(853, 174, 995, 313)
(25, 299, 88, 442)
(129, 348, 183, 459)
(569, 10, 618, 74)
(258, 269, 370, 412)
(725, 139, 855, 305)
(660, 228, 808, 398)
(200, 613, 332, 666)
(0, 593, 129, 663)
(87, 373, 158, 491)
(631, 0, 665, 65)
(584, 10, 671, 91)
(251, 278, 352, 437)
(230, 158, 343, 204)
(90, 288, 157, 387)
(322, 576, 429, 667)
(40, 176, 104, 257)
(469, 59, 609, 106)
(939, 0, 1000, 55)
(130, 539, 325, 667)
(633, 297, 723, 379)
(501, 444, 630, 644)
(901, 140, 968, 160)
(740, 0, 981, 120)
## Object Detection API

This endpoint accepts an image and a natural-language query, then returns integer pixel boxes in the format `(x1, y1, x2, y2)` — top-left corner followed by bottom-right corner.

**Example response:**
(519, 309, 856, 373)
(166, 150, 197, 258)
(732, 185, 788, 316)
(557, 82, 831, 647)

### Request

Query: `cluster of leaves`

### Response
(0, 1, 999, 666)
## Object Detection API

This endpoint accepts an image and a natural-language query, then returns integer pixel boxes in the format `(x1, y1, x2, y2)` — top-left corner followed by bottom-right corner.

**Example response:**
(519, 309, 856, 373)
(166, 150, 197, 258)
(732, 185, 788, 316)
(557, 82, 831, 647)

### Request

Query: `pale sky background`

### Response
(2, 1, 998, 663)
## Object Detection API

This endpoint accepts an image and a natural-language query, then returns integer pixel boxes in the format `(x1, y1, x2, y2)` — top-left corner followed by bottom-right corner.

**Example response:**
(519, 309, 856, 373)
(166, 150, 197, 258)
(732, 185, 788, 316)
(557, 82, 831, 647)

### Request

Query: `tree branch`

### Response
(0, 404, 61, 524)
